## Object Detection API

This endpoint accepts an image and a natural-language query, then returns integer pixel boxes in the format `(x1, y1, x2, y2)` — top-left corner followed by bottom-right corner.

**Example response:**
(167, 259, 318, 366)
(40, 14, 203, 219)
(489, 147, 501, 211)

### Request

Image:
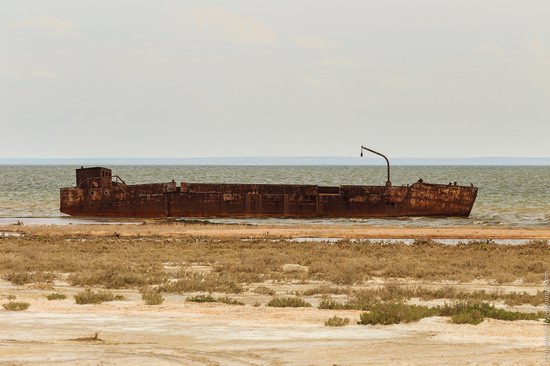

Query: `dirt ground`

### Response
(4, 221, 550, 240)
(1, 223, 549, 365)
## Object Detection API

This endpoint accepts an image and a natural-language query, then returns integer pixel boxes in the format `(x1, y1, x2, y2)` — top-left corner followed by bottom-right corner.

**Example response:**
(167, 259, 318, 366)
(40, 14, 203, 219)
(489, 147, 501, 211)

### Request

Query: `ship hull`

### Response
(60, 181, 478, 218)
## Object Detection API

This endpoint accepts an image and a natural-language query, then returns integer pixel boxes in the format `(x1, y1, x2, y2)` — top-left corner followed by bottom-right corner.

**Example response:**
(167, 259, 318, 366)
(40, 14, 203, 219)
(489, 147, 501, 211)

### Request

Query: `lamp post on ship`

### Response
(360, 146, 392, 187)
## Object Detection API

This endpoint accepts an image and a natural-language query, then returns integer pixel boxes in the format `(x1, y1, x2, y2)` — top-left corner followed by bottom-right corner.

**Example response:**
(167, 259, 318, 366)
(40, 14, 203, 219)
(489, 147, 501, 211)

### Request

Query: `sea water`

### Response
(0, 165, 549, 227)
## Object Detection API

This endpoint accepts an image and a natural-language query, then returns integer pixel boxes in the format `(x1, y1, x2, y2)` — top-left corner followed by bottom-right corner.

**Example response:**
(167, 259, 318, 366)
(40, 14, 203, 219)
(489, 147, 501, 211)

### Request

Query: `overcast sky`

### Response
(1, 1, 549, 158)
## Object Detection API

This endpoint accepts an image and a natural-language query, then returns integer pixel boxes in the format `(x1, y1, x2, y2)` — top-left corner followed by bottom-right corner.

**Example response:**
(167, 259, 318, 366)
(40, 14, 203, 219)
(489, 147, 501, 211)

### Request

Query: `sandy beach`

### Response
(1, 222, 549, 365)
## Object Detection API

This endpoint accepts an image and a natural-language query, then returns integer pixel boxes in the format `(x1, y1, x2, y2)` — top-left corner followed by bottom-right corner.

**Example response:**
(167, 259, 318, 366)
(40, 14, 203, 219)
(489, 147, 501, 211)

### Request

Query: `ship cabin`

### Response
(76, 167, 112, 189)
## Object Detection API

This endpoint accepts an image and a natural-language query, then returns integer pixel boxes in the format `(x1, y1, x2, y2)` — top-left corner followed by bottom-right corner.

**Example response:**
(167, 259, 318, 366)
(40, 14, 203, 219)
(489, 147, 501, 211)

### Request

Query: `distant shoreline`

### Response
(2, 157, 550, 166)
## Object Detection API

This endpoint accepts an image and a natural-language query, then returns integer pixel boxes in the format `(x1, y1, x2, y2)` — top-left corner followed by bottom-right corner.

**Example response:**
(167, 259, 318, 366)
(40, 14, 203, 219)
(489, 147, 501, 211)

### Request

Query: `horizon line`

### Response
(1, 156, 550, 167)
(2, 156, 550, 160)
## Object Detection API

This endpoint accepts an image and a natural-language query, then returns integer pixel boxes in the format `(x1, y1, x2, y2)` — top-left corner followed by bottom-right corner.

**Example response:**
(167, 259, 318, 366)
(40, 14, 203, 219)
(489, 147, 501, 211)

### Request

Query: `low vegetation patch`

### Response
(2, 234, 550, 299)
(161, 273, 243, 294)
(302, 285, 351, 296)
(2, 301, 30, 311)
(74, 289, 124, 304)
(318, 297, 355, 310)
(450, 311, 484, 325)
(68, 266, 164, 289)
(267, 297, 312, 308)
(217, 296, 245, 306)
(141, 289, 164, 305)
(253, 285, 276, 296)
(186, 294, 216, 303)
(3, 271, 55, 285)
(185, 294, 245, 305)
(318, 284, 545, 309)
(47, 293, 66, 300)
(359, 303, 438, 325)
(318, 290, 378, 311)
(357, 301, 542, 326)
(439, 301, 541, 323)
(325, 316, 350, 327)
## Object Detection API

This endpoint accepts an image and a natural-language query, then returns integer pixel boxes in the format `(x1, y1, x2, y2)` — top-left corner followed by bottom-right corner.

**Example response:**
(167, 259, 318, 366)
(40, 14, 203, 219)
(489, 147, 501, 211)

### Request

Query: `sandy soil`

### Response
(1, 278, 547, 366)
(1, 223, 549, 365)
(2, 221, 550, 240)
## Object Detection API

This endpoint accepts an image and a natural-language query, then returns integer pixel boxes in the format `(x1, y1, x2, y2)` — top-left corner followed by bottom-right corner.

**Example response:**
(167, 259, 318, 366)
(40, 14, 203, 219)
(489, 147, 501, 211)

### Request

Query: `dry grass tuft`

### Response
(2, 301, 30, 311)
(186, 294, 216, 303)
(301, 285, 351, 296)
(3, 271, 55, 285)
(162, 272, 243, 294)
(267, 297, 311, 308)
(47, 293, 66, 300)
(140, 288, 164, 305)
(217, 296, 245, 306)
(325, 316, 350, 327)
(253, 285, 276, 296)
(74, 289, 124, 304)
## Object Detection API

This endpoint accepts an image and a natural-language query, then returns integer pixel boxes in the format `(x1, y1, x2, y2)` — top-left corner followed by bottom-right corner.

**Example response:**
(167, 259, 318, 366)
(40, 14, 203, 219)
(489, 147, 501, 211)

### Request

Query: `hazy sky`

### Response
(1, 1, 549, 158)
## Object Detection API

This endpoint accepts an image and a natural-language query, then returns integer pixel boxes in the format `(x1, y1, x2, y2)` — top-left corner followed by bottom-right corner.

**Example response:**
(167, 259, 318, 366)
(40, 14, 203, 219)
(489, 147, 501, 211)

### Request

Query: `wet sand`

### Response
(1, 223, 549, 365)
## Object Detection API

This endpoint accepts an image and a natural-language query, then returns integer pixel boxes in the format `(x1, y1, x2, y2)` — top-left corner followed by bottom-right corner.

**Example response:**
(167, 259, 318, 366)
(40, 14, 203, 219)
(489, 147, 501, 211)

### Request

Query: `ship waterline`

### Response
(60, 167, 477, 218)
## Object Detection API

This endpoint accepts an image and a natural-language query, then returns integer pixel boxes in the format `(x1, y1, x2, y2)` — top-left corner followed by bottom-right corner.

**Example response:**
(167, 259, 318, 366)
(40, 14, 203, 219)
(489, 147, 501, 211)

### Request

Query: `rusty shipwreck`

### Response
(60, 147, 478, 218)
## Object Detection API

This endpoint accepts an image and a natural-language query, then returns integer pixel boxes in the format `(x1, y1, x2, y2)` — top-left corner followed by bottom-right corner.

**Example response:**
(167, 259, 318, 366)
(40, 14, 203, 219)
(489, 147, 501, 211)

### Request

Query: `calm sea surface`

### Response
(0, 165, 549, 227)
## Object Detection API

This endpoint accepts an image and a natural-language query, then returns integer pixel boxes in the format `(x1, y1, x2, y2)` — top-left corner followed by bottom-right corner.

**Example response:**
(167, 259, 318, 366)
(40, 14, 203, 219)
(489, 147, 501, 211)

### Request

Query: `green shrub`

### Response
(485, 307, 540, 321)
(325, 316, 350, 327)
(438, 301, 539, 322)
(359, 303, 438, 325)
(451, 310, 484, 325)
(74, 289, 124, 304)
(141, 290, 164, 305)
(357, 301, 542, 326)
(47, 293, 66, 301)
(2, 301, 30, 311)
(186, 294, 216, 303)
(217, 296, 244, 306)
(266, 297, 311, 308)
